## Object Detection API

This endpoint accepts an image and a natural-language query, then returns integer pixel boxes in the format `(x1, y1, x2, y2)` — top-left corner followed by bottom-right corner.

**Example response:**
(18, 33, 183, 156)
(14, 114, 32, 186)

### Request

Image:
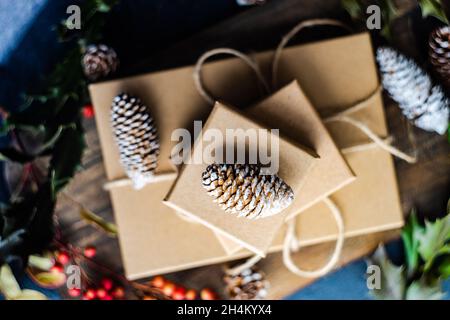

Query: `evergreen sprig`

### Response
(0, 0, 118, 274)
(367, 202, 450, 300)
(342, 0, 450, 40)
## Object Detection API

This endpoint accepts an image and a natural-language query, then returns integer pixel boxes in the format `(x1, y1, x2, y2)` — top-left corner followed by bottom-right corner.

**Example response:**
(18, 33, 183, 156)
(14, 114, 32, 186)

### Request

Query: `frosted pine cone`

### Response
(429, 26, 450, 89)
(111, 93, 160, 189)
(224, 267, 269, 300)
(201, 164, 294, 219)
(82, 44, 119, 81)
(377, 47, 449, 135)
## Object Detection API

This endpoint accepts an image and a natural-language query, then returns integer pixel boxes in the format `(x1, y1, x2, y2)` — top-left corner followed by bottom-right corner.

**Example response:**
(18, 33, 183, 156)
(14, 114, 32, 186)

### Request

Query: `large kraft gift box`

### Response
(89, 33, 404, 279)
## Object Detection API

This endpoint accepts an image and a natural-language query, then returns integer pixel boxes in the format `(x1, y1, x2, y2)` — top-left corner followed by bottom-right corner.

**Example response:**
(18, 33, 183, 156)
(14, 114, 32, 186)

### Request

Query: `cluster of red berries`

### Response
(150, 276, 218, 300)
(71, 278, 125, 300)
(54, 247, 124, 300)
(51, 246, 96, 273)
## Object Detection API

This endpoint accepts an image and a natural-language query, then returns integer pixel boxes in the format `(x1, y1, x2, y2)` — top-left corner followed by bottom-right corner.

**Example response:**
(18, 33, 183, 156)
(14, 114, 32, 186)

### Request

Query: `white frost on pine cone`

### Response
(111, 93, 160, 190)
(376, 47, 449, 135)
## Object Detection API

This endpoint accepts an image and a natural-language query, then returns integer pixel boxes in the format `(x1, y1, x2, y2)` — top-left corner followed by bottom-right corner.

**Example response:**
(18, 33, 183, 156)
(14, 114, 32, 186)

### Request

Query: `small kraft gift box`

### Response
(163, 101, 317, 256)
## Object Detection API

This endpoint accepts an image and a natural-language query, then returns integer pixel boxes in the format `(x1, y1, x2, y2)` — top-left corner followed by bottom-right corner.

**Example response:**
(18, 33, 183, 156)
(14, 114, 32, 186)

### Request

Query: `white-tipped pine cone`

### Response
(82, 44, 119, 81)
(201, 164, 294, 219)
(111, 93, 160, 189)
(224, 267, 269, 300)
(376, 47, 449, 135)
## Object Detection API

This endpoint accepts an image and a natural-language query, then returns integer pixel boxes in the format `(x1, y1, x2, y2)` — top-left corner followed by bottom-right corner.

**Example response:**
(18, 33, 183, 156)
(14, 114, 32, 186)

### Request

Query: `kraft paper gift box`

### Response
(89, 33, 404, 279)
(163, 101, 317, 256)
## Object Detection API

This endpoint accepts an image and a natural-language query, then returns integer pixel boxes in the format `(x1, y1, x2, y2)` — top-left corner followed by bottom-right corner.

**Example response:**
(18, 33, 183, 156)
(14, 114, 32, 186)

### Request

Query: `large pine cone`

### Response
(429, 26, 450, 90)
(82, 44, 119, 81)
(111, 93, 160, 189)
(201, 164, 294, 219)
(224, 267, 269, 300)
(376, 47, 449, 135)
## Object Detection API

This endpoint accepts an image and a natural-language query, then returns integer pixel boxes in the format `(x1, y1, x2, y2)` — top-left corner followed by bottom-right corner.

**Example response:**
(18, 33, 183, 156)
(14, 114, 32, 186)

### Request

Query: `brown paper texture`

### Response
(164, 102, 317, 256)
(89, 33, 404, 279)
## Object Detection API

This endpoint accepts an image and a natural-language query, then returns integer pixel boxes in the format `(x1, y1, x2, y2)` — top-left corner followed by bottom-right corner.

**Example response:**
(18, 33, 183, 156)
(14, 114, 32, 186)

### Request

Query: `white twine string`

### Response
(192, 19, 417, 278)
(193, 48, 270, 105)
(226, 254, 263, 276)
(282, 197, 344, 278)
(324, 113, 417, 163)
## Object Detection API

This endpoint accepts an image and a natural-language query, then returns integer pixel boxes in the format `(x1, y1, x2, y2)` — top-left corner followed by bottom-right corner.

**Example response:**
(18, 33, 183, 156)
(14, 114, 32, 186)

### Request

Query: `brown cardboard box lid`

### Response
(164, 102, 317, 256)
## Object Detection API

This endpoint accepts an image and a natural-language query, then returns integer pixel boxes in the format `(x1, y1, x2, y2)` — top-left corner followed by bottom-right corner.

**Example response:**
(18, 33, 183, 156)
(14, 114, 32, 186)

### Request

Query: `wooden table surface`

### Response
(57, 0, 450, 299)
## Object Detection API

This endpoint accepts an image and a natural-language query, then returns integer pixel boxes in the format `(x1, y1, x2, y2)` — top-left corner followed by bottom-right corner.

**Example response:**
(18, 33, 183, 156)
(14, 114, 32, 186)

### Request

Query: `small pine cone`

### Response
(376, 47, 449, 135)
(429, 26, 450, 90)
(111, 93, 160, 189)
(201, 164, 294, 219)
(224, 267, 269, 300)
(82, 44, 119, 81)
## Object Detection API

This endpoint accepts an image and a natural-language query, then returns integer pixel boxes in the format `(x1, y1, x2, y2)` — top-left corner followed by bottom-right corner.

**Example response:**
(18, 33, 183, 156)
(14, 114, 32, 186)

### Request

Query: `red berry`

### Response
(151, 276, 165, 288)
(68, 288, 81, 297)
(162, 282, 175, 297)
(82, 104, 95, 118)
(50, 264, 64, 273)
(83, 246, 97, 258)
(96, 288, 107, 299)
(84, 289, 96, 300)
(185, 289, 197, 300)
(101, 278, 113, 291)
(101, 294, 113, 301)
(172, 287, 186, 300)
(112, 287, 125, 299)
(200, 288, 216, 300)
(56, 252, 70, 265)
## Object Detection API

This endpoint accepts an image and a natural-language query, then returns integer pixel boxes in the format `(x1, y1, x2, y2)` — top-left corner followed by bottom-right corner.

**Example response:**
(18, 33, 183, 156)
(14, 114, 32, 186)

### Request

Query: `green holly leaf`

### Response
(95, 0, 111, 13)
(401, 210, 423, 276)
(418, 0, 449, 24)
(416, 214, 450, 271)
(447, 124, 450, 143)
(49, 124, 85, 196)
(367, 245, 406, 300)
(341, 0, 363, 19)
(438, 257, 450, 279)
(0, 230, 26, 266)
(405, 278, 446, 300)
(0, 148, 35, 163)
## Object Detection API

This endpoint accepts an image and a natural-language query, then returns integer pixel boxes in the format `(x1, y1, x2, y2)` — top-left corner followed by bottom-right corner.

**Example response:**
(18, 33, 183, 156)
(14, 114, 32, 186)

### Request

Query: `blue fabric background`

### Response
(0, 0, 448, 300)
